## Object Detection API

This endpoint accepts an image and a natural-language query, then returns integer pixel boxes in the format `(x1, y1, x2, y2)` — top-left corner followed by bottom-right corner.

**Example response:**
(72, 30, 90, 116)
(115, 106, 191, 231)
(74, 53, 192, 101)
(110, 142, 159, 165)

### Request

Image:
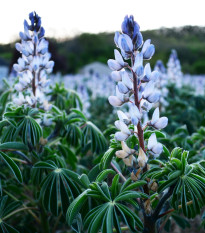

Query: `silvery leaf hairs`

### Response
(13, 12, 54, 110)
(108, 15, 168, 179)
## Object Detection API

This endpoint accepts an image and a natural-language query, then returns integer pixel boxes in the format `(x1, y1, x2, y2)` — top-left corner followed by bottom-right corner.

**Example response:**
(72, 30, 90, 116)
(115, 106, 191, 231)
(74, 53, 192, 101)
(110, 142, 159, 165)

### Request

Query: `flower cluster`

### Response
(13, 12, 54, 110)
(108, 15, 168, 171)
(167, 49, 183, 84)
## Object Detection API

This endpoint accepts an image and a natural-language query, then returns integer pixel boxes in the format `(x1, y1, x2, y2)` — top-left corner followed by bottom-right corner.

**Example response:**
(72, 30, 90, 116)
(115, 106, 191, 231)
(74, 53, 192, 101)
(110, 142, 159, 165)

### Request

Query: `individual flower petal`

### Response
(151, 108, 159, 125)
(150, 70, 159, 82)
(152, 143, 163, 156)
(119, 121, 131, 135)
(123, 155, 134, 166)
(121, 141, 135, 154)
(111, 71, 122, 82)
(114, 49, 124, 66)
(118, 82, 129, 94)
(122, 71, 133, 89)
(148, 133, 157, 150)
(107, 59, 123, 71)
(108, 96, 123, 107)
(115, 132, 129, 141)
(117, 110, 129, 123)
(133, 52, 143, 72)
(114, 31, 120, 47)
(147, 92, 160, 103)
(143, 45, 155, 60)
(116, 150, 127, 159)
(142, 39, 155, 60)
(138, 148, 148, 168)
(154, 117, 168, 130)
(129, 103, 141, 125)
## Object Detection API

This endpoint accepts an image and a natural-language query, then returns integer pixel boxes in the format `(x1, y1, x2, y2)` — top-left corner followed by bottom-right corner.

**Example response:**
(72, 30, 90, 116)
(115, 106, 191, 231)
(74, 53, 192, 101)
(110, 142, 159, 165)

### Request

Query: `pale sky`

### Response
(0, 0, 204, 44)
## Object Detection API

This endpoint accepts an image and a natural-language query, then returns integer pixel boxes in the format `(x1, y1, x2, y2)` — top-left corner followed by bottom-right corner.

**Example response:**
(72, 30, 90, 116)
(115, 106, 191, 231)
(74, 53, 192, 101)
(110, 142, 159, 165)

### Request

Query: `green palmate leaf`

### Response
(82, 121, 107, 154)
(2, 105, 42, 147)
(65, 123, 82, 147)
(37, 165, 80, 216)
(0, 222, 19, 233)
(57, 144, 77, 169)
(67, 177, 144, 233)
(152, 147, 205, 218)
(0, 152, 22, 183)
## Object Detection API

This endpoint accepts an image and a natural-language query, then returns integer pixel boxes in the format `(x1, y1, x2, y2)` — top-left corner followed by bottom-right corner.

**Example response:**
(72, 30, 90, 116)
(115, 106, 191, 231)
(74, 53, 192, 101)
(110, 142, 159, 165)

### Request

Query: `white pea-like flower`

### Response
(149, 107, 168, 130)
(115, 120, 131, 141)
(148, 133, 163, 157)
(129, 103, 141, 125)
(116, 141, 135, 167)
(142, 81, 160, 103)
(108, 86, 129, 107)
(107, 49, 128, 71)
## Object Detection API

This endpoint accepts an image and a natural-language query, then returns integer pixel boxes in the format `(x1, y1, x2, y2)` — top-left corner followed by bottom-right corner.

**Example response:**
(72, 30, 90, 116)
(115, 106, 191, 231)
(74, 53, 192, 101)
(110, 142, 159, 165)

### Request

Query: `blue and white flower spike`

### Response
(108, 15, 168, 172)
(13, 12, 54, 110)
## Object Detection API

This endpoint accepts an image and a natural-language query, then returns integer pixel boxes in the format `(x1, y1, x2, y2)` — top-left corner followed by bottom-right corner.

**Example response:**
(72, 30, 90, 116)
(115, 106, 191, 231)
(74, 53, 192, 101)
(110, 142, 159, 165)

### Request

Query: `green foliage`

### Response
(0, 196, 21, 233)
(67, 176, 146, 233)
(144, 147, 205, 218)
(34, 160, 81, 215)
(48, 83, 83, 111)
(0, 104, 42, 147)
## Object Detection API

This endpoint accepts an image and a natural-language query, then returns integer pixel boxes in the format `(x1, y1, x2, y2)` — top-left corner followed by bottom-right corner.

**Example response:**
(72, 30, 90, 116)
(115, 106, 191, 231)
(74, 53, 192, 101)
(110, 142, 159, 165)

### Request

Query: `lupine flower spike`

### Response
(13, 12, 54, 110)
(108, 15, 168, 174)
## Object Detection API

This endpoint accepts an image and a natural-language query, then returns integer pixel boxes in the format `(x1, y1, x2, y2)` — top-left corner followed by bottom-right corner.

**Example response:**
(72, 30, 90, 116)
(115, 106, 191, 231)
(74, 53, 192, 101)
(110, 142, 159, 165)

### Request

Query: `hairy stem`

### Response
(130, 57, 149, 195)
(111, 162, 127, 182)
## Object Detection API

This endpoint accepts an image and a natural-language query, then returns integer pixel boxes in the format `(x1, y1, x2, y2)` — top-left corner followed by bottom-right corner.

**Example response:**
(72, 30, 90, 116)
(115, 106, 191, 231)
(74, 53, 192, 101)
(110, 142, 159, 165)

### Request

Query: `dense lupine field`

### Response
(0, 12, 205, 233)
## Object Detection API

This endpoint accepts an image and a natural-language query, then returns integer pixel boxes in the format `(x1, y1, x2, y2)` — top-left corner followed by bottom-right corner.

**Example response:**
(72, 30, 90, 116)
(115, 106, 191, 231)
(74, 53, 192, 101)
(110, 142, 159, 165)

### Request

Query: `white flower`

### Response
(142, 81, 160, 103)
(107, 49, 128, 71)
(132, 52, 143, 77)
(116, 141, 135, 166)
(115, 120, 131, 141)
(15, 83, 24, 92)
(43, 114, 52, 126)
(108, 86, 129, 107)
(13, 93, 25, 106)
(149, 107, 168, 130)
(121, 71, 133, 90)
(142, 63, 159, 82)
(111, 71, 122, 82)
(148, 133, 163, 157)
(117, 110, 130, 125)
(140, 99, 152, 112)
(129, 103, 141, 125)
